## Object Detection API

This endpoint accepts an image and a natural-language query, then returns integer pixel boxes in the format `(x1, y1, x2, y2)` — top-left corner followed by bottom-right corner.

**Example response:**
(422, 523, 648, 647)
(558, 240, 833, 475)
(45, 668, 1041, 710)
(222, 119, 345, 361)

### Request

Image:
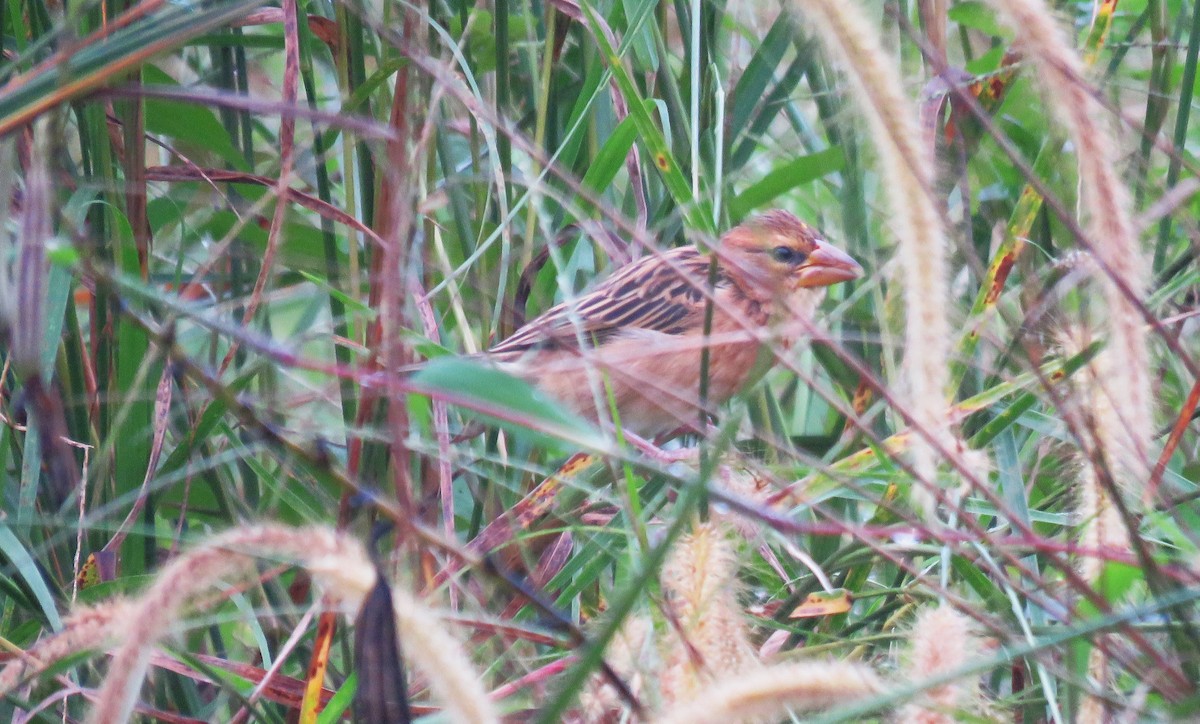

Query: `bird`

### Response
(480, 209, 863, 447)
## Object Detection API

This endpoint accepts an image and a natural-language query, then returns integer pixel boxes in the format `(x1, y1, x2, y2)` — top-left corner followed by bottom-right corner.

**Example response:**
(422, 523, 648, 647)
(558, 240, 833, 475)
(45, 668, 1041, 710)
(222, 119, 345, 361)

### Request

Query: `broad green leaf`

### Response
(0, 525, 62, 631)
(580, 0, 715, 233)
(0, 0, 270, 136)
(581, 115, 638, 196)
(410, 358, 603, 451)
(316, 673, 357, 724)
(948, 1, 1007, 38)
(730, 19, 793, 134)
(144, 65, 246, 169)
(729, 147, 845, 219)
(619, 0, 659, 71)
(995, 428, 1030, 525)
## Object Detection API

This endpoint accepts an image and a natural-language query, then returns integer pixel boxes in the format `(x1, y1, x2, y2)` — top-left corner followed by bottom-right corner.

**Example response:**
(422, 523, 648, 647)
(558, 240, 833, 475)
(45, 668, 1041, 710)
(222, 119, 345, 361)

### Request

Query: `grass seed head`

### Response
(660, 522, 756, 704)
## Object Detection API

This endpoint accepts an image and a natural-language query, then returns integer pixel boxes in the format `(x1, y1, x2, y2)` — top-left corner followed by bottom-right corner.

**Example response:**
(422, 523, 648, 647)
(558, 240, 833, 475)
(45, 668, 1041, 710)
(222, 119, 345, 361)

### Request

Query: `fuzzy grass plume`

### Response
(659, 521, 757, 704)
(653, 660, 885, 724)
(0, 599, 136, 699)
(1060, 327, 1134, 582)
(1076, 445, 1132, 587)
(785, 0, 953, 493)
(580, 614, 656, 720)
(89, 525, 375, 723)
(585, 520, 892, 720)
(80, 524, 497, 724)
(985, 0, 1153, 495)
(897, 604, 980, 723)
(1060, 329, 1135, 722)
(389, 586, 500, 724)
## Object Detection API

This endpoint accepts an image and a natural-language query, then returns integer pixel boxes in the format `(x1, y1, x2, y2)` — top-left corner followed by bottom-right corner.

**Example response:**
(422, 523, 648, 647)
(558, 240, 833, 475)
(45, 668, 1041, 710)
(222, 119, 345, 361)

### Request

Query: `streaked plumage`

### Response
(485, 209, 862, 437)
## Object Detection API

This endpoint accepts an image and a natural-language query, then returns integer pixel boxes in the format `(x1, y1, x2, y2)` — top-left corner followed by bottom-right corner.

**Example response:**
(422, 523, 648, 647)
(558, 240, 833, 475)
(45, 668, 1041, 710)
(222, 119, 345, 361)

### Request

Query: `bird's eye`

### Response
(772, 246, 805, 265)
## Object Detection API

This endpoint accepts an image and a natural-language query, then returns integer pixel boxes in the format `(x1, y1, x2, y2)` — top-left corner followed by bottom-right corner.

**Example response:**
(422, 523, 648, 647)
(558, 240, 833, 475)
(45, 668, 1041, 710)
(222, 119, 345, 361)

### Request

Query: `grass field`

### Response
(1, 0, 1199, 721)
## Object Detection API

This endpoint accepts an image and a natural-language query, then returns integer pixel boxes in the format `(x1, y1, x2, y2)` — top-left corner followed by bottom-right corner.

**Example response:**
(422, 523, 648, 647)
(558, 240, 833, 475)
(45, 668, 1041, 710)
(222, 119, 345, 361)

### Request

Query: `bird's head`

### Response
(717, 209, 863, 299)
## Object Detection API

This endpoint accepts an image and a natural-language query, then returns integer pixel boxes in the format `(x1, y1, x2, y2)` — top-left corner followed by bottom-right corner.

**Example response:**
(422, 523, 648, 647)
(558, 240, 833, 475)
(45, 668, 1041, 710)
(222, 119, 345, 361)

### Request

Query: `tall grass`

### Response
(1, 1, 1198, 721)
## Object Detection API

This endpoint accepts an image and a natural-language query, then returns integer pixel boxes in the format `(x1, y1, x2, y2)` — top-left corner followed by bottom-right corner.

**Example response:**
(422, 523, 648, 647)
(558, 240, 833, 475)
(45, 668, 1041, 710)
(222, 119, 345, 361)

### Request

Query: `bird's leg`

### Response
(619, 430, 700, 466)
(659, 420, 723, 443)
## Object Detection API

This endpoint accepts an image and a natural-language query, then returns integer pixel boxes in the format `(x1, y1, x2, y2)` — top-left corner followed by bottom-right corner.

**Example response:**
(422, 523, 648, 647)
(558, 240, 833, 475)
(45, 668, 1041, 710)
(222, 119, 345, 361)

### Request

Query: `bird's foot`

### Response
(620, 431, 700, 466)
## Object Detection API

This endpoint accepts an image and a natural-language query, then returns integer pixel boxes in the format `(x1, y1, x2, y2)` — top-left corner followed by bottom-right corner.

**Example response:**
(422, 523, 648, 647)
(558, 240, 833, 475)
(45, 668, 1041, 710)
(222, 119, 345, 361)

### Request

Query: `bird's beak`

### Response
(795, 239, 864, 288)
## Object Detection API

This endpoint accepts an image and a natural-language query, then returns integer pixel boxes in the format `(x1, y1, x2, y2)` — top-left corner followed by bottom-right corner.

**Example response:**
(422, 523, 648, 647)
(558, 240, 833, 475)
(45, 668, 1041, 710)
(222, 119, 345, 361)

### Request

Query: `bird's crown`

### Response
(719, 209, 862, 292)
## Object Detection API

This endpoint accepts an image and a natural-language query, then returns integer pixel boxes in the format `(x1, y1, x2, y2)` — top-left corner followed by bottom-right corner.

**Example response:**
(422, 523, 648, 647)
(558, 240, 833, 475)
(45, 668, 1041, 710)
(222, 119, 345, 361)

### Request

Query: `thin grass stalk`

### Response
(690, 0, 701, 198)
(0, 138, 15, 342)
(918, 0, 948, 67)
(376, 7, 421, 528)
(785, 0, 953, 494)
(1133, 0, 1171, 206)
(215, 0, 300, 376)
(518, 5, 555, 273)
(984, 0, 1152, 497)
(1154, 0, 1200, 266)
(495, 0, 511, 204)
(712, 76, 724, 222)
(13, 119, 51, 377)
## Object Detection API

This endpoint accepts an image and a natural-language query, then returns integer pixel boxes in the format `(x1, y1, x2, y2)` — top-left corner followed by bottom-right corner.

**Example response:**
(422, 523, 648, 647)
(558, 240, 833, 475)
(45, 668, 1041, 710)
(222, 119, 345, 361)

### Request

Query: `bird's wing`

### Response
(488, 246, 718, 358)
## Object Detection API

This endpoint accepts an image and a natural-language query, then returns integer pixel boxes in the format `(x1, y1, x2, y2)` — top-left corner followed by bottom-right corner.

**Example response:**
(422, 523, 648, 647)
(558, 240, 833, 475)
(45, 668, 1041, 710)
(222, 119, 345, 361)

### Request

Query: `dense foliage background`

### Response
(0, 0, 1198, 721)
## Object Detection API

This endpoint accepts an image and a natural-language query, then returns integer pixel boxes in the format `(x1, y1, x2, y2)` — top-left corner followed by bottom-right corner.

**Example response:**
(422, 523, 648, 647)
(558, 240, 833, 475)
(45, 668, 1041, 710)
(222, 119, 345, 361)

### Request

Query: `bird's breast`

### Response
(500, 321, 769, 436)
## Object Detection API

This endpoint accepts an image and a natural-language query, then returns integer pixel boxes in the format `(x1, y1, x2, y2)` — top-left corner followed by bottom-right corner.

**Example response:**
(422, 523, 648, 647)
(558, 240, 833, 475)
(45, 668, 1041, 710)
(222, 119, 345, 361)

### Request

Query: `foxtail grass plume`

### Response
(0, 599, 136, 699)
(660, 522, 757, 704)
(588, 519, 892, 721)
(653, 660, 885, 724)
(1078, 645, 1115, 723)
(89, 525, 376, 724)
(1076, 454, 1132, 585)
(897, 604, 981, 723)
(785, 0, 954, 501)
(84, 524, 497, 724)
(985, 0, 1153, 496)
(388, 586, 500, 724)
(580, 614, 657, 720)
(1059, 326, 1134, 583)
(1060, 328, 1134, 723)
